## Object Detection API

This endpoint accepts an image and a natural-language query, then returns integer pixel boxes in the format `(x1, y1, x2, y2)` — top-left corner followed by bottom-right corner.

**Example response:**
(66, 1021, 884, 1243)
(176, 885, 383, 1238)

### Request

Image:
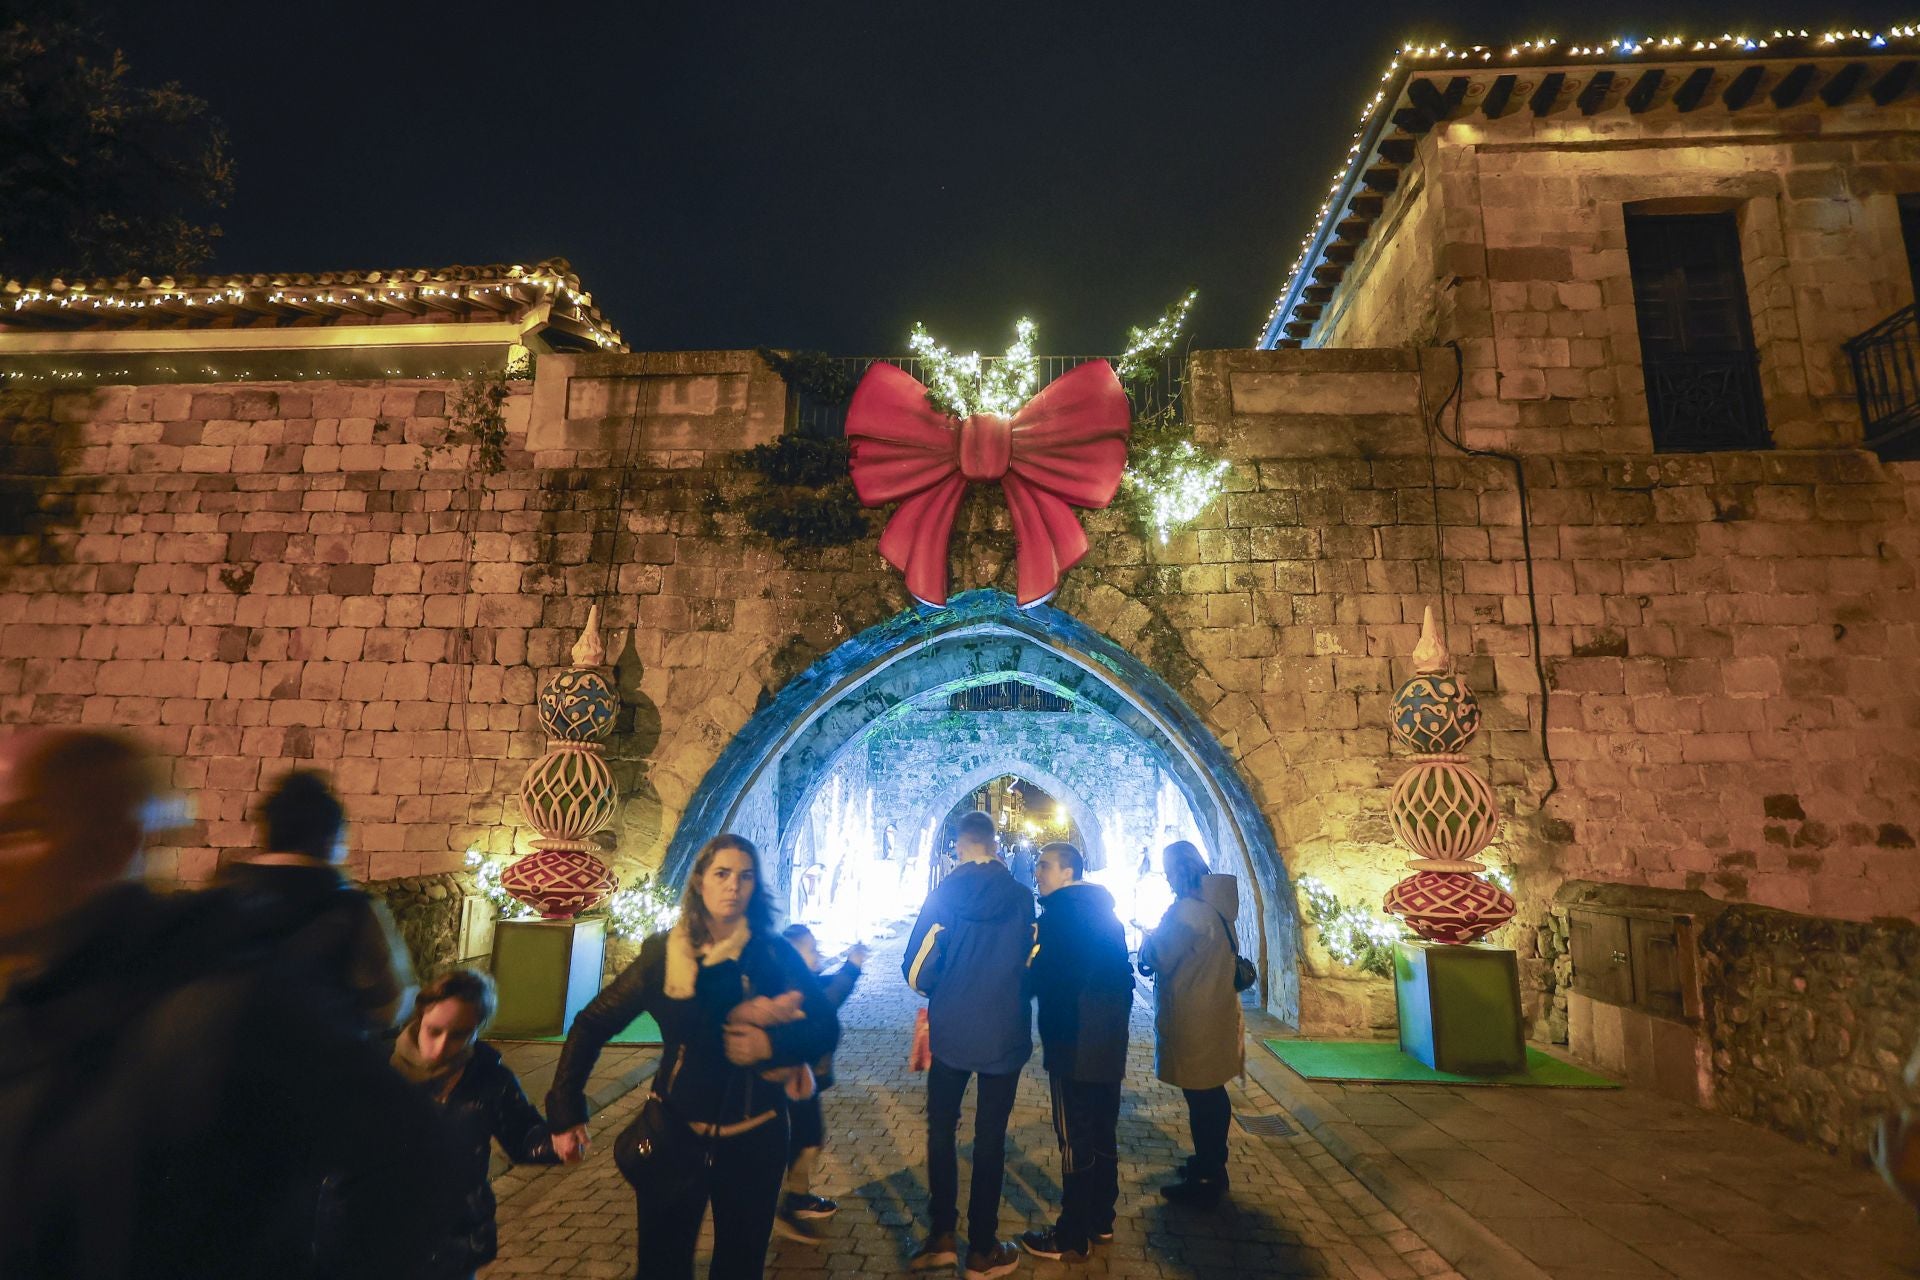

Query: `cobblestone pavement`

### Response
(485, 931, 1460, 1279)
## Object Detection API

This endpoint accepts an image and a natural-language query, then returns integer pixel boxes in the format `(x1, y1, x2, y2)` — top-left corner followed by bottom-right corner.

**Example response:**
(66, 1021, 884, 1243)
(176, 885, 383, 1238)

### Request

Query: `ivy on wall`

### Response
(738, 349, 870, 548)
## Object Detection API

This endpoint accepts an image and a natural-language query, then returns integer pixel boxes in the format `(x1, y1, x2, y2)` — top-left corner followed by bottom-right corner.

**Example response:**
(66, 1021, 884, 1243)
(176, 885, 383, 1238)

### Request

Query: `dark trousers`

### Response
(632, 1111, 788, 1280)
(1182, 1085, 1231, 1178)
(926, 1058, 1019, 1245)
(1048, 1075, 1121, 1251)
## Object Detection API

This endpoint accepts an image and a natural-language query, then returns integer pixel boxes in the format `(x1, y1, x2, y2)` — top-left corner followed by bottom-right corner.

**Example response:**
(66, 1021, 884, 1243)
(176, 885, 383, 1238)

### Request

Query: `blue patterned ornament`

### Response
(539, 668, 618, 742)
(1390, 671, 1482, 756)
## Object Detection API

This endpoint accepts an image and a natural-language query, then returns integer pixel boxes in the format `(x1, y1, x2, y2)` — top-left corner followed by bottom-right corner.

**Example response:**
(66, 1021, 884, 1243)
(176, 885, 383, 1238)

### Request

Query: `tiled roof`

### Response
(0, 257, 624, 352)
(1259, 26, 1920, 348)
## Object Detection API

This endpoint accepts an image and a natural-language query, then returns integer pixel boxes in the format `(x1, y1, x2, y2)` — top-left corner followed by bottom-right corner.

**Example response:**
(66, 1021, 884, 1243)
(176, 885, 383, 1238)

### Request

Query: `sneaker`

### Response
(910, 1232, 959, 1270)
(1019, 1227, 1089, 1262)
(1160, 1170, 1228, 1209)
(964, 1239, 1021, 1278)
(772, 1212, 822, 1244)
(782, 1192, 839, 1219)
(1093, 1229, 1115, 1244)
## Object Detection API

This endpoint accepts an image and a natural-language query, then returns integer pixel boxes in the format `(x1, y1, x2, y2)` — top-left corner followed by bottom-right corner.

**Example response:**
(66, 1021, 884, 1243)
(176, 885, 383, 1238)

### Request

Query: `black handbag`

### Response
(1210, 907, 1258, 993)
(612, 1092, 711, 1203)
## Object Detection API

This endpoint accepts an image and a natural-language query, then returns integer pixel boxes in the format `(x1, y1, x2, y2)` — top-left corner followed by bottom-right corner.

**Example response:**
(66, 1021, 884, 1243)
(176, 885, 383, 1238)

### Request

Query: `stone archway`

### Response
(906, 758, 1108, 871)
(663, 590, 1300, 1022)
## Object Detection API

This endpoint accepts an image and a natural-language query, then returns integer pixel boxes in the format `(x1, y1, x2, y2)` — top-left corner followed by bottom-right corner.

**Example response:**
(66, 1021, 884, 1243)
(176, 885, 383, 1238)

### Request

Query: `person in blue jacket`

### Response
(901, 810, 1034, 1280)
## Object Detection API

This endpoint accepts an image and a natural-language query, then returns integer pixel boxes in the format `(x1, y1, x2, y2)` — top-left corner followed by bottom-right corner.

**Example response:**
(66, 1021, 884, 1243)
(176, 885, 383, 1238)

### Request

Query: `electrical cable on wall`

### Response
(1420, 342, 1561, 811)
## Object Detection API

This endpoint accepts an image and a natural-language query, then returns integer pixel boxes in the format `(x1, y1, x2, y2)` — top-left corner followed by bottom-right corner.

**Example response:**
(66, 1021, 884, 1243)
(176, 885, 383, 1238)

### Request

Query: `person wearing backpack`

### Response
(1137, 840, 1245, 1209)
(901, 811, 1035, 1279)
(219, 769, 416, 1032)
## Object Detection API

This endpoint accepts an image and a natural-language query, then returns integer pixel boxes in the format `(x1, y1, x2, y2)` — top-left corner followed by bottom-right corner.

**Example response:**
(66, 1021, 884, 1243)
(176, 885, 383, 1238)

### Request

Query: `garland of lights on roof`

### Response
(1257, 23, 1920, 346)
(1, 265, 625, 351)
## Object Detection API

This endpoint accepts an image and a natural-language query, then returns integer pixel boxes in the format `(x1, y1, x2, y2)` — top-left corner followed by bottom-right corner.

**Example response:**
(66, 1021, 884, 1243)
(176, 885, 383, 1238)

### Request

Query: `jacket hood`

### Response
(1043, 880, 1117, 917)
(1197, 873, 1238, 923)
(945, 859, 1035, 922)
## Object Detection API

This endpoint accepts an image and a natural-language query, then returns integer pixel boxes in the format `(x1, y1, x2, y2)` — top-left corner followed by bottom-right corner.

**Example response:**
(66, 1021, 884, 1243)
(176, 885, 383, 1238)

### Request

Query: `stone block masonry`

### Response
(2, 346, 1917, 1154)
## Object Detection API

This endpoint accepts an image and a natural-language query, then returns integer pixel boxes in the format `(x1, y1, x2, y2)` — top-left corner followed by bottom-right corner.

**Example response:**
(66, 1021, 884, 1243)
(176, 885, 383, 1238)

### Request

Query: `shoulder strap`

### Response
(1209, 906, 1241, 959)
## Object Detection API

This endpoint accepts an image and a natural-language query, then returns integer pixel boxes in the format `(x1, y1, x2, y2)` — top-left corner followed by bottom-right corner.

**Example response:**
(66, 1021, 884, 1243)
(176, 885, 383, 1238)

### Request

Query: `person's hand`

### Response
(552, 1125, 590, 1163)
(724, 1023, 775, 1065)
(846, 943, 871, 967)
(727, 990, 805, 1028)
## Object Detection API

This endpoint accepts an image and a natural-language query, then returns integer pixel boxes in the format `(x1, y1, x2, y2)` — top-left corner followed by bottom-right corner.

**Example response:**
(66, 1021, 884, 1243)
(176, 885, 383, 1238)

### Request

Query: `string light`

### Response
(466, 850, 537, 922)
(606, 878, 680, 940)
(1116, 290, 1198, 384)
(3, 261, 625, 352)
(906, 317, 1040, 417)
(1124, 441, 1230, 544)
(1298, 875, 1405, 976)
(1258, 23, 1920, 348)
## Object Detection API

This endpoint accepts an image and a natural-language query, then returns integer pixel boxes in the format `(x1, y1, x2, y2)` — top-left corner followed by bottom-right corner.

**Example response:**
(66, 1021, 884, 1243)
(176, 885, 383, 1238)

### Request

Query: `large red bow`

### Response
(844, 360, 1131, 607)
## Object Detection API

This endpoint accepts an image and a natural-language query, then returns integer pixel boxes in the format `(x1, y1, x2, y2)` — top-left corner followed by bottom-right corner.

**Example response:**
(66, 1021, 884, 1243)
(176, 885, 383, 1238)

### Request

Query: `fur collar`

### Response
(663, 919, 750, 999)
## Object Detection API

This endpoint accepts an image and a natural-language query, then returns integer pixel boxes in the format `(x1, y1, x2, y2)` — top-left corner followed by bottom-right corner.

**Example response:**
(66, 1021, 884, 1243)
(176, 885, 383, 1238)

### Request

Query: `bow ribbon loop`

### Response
(845, 360, 1131, 606)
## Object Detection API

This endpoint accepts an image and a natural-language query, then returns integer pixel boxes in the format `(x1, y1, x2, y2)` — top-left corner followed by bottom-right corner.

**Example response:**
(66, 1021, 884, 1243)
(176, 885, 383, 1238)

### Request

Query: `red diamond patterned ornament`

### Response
(500, 847, 618, 919)
(1382, 869, 1515, 945)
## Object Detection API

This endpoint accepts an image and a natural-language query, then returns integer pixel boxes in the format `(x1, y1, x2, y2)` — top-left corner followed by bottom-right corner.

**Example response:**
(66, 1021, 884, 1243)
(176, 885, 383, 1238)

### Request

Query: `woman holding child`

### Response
(547, 833, 841, 1280)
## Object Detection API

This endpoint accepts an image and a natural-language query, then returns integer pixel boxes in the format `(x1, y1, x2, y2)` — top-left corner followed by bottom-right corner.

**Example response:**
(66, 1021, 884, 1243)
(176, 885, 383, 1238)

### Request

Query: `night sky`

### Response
(94, 1, 1920, 353)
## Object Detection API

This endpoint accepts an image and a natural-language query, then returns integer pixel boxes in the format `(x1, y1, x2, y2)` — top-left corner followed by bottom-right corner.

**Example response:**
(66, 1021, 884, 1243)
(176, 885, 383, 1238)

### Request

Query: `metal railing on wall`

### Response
(787, 353, 1185, 440)
(1844, 304, 1920, 462)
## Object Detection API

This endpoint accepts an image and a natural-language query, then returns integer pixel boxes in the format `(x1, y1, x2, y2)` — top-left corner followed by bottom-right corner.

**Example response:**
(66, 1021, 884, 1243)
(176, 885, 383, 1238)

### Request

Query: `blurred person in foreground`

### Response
(0, 728, 458, 1280)
(221, 768, 416, 1031)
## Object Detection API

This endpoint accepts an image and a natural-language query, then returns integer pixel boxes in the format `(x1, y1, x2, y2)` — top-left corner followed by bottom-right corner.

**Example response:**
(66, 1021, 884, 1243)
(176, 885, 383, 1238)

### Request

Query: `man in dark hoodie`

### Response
(0, 729, 459, 1279)
(1021, 842, 1134, 1264)
(221, 769, 416, 1032)
(902, 810, 1033, 1279)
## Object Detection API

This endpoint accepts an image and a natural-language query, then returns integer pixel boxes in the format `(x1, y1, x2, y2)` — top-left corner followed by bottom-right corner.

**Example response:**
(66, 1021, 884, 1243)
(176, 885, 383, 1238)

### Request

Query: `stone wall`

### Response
(1701, 904, 1920, 1158)
(1316, 98, 1920, 452)
(3, 347, 1918, 1141)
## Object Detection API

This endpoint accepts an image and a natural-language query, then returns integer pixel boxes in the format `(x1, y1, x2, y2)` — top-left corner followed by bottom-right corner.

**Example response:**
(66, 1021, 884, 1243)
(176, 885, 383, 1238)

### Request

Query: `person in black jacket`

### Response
(0, 729, 460, 1280)
(547, 833, 839, 1280)
(1020, 842, 1134, 1263)
(390, 968, 558, 1279)
(219, 769, 417, 1033)
(901, 810, 1034, 1279)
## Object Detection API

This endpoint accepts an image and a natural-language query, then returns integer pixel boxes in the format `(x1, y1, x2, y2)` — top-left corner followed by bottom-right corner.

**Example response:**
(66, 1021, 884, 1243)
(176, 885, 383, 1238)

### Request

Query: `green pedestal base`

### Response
(490, 917, 606, 1039)
(1394, 941, 1524, 1075)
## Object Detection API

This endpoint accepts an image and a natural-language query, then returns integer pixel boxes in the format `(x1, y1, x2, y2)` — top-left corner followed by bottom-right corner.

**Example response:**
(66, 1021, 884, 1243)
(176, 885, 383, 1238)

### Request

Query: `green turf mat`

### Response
(501, 1012, 661, 1046)
(1263, 1038, 1617, 1088)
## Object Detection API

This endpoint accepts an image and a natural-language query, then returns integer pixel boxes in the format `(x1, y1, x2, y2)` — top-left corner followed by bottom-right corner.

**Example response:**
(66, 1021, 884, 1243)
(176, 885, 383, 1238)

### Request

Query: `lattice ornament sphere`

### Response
(1382, 870, 1516, 944)
(520, 745, 617, 846)
(1388, 758, 1500, 863)
(501, 848, 618, 918)
(1390, 672, 1481, 756)
(539, 668, 619, 742)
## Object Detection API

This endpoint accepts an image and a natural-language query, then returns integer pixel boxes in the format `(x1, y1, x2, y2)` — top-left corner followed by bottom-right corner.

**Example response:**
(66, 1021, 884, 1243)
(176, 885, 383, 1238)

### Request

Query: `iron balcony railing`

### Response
(786, 353, 1185, 440)
(1844, 304, 1920, 462)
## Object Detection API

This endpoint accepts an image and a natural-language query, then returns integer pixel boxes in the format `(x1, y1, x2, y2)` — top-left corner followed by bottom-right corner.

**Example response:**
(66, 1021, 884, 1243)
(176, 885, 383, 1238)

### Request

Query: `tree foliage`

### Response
(0, 4, 234, 280)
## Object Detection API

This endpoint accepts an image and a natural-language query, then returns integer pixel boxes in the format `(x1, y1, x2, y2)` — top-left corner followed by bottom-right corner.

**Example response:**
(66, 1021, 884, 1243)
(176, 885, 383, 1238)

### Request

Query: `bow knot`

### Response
(956, 415, 1012, 481)
(845, 361, 1131, 606)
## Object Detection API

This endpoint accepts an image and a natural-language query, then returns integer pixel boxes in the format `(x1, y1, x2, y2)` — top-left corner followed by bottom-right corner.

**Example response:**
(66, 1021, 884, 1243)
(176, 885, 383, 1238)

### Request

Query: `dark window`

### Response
(1625, 211, 1769, 451)
(947, 681, 1071, 713)
(1899, 195, 1920, 304)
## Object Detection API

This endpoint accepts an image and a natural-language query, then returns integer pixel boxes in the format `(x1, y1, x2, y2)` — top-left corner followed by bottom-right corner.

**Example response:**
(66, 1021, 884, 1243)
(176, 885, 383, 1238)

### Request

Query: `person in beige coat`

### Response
(1137, 841, 1244, 1208)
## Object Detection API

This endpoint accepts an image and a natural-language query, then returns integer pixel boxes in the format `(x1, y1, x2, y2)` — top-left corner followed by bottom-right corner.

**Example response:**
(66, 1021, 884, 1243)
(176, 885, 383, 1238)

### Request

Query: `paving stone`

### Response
(485, 933, 1457, 1278)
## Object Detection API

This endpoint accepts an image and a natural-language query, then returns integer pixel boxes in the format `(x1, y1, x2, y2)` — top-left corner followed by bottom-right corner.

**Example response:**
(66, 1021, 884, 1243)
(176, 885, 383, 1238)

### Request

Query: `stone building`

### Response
(1, 28, 1917, 1160)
